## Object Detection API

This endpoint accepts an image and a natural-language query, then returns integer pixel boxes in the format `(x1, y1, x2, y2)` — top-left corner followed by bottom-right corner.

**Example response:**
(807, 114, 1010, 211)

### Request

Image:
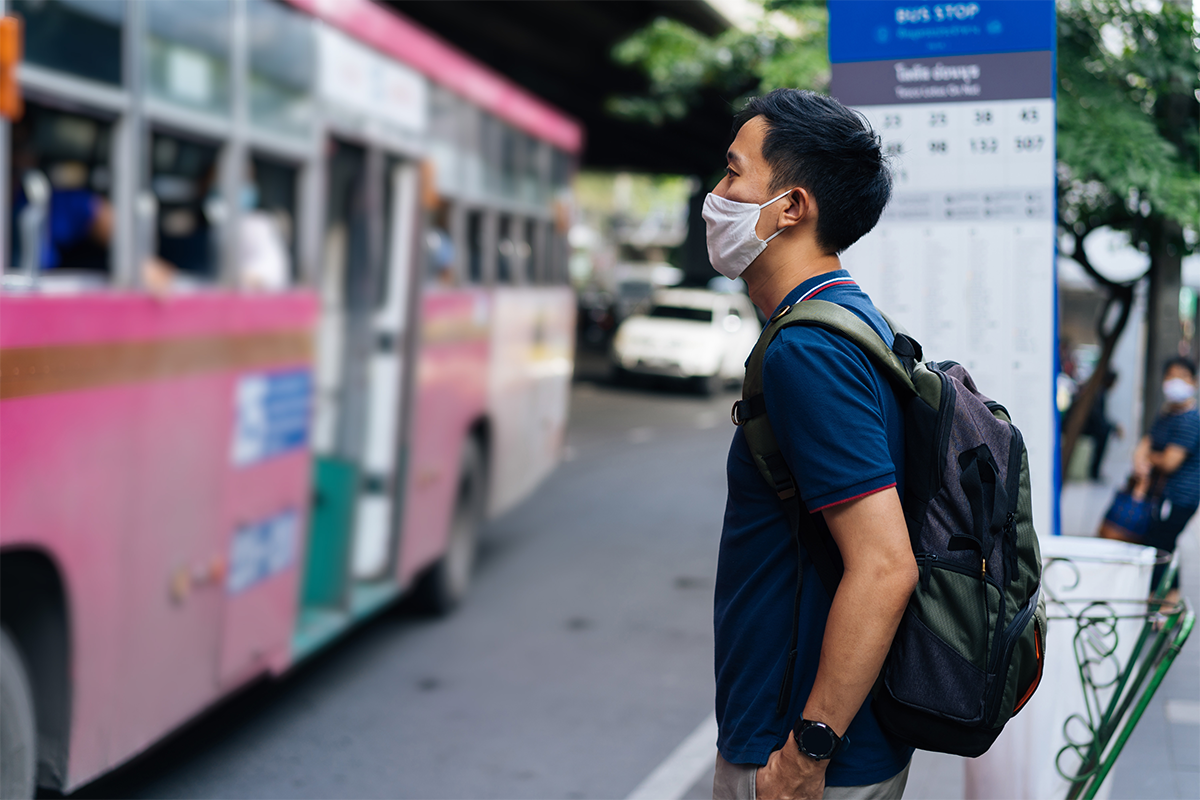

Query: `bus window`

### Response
(425, 201, 455, 287)
(524, 218, 538, 284)
(428, 86, 462, 197)
(517, 133, 538, 205)
(498, 123, 518, 198)
(234, 155, 296, 291)
(481, 113, 502, 197)
(152, 133, 220, 281)
(8, 103, 115, 281)
(13, 0, 123, 85)
(146, 0, 232, 115)
(247, 0, 315, 137)
(497, 215, 514, 284)
(465, 209, 483, 284)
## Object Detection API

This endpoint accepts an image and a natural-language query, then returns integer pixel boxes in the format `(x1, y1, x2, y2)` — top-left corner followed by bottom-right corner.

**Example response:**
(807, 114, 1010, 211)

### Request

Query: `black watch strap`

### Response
(793, 719, 847, 761)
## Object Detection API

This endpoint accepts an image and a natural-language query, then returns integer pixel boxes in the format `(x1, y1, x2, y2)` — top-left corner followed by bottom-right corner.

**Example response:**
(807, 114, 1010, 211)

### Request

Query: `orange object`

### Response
(0, 15, 23, 121)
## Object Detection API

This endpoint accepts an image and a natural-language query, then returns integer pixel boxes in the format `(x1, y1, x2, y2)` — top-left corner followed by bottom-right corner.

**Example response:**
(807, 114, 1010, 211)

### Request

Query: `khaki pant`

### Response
(713, 752, 910, 800)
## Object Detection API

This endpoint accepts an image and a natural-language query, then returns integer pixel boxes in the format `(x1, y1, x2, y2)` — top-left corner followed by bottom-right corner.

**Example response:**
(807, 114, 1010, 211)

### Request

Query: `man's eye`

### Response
(725, 167, 736, 178)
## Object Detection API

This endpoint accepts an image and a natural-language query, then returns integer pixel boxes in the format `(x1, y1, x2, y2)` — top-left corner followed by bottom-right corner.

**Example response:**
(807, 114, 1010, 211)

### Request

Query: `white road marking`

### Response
(626, 713, 717, 800)
(1165, 699, 1200, 725)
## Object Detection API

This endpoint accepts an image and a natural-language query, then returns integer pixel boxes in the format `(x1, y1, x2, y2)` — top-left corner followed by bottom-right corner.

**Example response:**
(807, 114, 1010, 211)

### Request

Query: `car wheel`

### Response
(1, 627, 36, 800)
(413, 438, 486, 615)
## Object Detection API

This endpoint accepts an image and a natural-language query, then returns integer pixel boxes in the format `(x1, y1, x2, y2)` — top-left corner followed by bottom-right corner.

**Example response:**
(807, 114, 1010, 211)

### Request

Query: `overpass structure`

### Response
(388, 0, 739, 177)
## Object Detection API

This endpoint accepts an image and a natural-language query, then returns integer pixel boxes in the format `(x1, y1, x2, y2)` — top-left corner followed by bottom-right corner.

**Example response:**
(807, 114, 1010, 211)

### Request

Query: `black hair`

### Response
(733, 89, 891, 254)
(1163, 356, 1197, 379)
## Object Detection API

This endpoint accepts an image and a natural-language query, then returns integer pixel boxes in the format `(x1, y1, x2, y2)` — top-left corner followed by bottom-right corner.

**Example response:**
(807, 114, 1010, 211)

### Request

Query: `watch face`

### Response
(798, 723, 836, 759)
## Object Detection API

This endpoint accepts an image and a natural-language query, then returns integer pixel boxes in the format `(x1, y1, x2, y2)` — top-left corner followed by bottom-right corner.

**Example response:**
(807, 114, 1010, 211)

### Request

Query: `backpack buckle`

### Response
(770, 304, 793, 322)
(731, 400, 747, 426)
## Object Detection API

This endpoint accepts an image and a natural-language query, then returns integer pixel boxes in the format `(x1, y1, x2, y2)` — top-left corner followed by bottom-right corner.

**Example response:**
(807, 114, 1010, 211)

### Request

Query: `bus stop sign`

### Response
(828, 1, 1058, 534)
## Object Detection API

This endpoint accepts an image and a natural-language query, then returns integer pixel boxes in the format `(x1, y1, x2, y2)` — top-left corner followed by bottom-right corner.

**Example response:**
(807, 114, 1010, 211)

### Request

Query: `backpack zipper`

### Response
(982, 586, 1041, 723)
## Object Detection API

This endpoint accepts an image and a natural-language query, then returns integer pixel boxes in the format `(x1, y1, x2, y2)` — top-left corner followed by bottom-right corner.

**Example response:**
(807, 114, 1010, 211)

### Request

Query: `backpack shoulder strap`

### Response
(735, 298, 915, 502)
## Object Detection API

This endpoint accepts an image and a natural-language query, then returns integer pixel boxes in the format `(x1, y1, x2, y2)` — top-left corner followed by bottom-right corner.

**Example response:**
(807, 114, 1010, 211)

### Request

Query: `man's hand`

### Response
(756, 732, 828, 800)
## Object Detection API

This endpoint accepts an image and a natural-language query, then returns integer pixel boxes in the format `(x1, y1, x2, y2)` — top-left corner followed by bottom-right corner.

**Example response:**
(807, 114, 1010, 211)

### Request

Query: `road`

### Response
(71, 368, 736, 799)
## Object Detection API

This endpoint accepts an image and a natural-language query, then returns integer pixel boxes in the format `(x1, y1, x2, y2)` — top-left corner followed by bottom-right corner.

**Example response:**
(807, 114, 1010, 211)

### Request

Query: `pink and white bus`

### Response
(0, 1, 579, 796)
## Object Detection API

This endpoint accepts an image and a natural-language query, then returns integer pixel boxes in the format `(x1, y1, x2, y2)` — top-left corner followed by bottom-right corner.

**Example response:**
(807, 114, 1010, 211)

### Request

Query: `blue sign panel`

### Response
(829, 1, 1055, 63)
(227, 510, 299, 595)
(231, 369, 313, 466)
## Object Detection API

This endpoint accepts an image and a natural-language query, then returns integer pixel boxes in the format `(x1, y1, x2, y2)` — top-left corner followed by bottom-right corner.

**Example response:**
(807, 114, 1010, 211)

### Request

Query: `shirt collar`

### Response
(771, 269, 854, 318)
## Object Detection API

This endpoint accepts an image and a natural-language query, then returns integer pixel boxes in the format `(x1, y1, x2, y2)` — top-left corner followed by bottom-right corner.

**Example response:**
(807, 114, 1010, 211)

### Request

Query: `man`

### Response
(709, 89, 918, 800)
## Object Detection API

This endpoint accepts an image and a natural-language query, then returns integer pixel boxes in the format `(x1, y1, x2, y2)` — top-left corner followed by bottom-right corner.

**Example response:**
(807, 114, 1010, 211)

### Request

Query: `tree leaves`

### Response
(1056, 0, 1199, 246)
(607, 5, 829, 126)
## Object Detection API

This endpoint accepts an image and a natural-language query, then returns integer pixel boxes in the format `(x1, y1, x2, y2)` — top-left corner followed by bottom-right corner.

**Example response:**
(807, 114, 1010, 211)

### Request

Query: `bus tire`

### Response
(414, 438, 486, 615)
(1, 627, 37, 800)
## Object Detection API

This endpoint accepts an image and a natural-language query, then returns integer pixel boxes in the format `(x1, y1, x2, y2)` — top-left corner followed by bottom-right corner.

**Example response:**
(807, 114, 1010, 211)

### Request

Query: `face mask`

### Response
(1163, 377, 1196, 404)
(703, 190, 791, 279)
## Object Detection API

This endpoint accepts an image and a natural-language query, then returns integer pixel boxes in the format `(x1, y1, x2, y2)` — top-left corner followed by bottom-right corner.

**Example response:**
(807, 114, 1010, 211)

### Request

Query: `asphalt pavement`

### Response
(62, 350, 1198, 800)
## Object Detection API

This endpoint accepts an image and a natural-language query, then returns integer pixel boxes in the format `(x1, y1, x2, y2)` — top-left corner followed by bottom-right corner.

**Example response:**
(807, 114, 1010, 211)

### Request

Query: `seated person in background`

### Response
(237, 181, 291, 292)
(11, 159, 113, 275)
(1133, 357, 1199, 604)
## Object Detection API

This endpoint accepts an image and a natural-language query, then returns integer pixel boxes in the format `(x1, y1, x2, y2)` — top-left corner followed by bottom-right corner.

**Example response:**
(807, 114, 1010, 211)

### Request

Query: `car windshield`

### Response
(649, 305, 712, 323)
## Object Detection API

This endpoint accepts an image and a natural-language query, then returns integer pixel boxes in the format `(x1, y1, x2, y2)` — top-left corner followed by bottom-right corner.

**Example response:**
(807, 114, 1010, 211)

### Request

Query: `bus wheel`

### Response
(414, 438, 486, 615)
(1, 627, 37, 800)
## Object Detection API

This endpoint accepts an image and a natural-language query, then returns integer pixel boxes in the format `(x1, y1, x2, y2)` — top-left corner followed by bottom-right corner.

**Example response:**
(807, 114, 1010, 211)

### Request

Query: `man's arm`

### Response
(1148, 444, 1189, 474)
(756, 488, 917, 800)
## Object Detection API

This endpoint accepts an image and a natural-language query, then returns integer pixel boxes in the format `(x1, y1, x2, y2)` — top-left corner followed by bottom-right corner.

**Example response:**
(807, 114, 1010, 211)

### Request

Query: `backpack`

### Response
(732, 298, 1047, 758)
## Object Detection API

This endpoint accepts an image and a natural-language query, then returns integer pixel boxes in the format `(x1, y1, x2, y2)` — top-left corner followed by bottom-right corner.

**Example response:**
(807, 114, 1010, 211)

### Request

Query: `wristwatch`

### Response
(793, 719, 847, 761)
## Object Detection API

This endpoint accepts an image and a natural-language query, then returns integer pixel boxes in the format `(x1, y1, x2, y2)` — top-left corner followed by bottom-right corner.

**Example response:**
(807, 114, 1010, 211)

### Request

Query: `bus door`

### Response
(305, 140, 370, 625)
(303, 142, 417, 644)
(350, 155, 418, 583)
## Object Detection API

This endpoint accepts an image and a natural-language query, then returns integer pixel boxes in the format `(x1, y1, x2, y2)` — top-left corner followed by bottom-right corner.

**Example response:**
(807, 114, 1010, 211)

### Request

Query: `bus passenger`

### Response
(236, 181, 291, 291)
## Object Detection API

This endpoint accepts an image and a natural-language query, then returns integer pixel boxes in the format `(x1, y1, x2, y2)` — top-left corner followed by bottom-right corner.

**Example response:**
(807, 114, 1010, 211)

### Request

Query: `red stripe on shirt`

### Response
(800, 280, 857, 302)
(809, 482, 897, 513)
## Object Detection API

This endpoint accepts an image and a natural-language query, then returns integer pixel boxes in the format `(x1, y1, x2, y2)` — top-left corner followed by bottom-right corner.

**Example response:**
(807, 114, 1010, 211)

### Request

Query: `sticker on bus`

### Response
(227, 510, 299, 595)
(231, 370, 313, 466)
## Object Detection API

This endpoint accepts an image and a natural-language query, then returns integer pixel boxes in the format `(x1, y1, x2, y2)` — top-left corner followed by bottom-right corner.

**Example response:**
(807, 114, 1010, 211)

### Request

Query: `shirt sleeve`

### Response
(1166, 412, 1200, 452)
(761, 326, 897, 512)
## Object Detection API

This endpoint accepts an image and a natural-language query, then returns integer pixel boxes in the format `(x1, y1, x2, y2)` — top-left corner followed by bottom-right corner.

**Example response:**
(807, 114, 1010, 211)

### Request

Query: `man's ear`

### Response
(777, 188, 814, 229)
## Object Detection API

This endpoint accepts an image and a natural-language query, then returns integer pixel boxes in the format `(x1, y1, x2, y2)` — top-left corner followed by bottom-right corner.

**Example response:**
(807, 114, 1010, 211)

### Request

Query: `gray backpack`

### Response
(732, 299, 1047, 757)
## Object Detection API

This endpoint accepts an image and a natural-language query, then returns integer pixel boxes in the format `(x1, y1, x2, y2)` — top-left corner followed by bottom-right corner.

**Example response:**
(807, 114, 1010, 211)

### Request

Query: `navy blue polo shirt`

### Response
(1150, 406, 1199, 509)
(714, 270, 913, 785)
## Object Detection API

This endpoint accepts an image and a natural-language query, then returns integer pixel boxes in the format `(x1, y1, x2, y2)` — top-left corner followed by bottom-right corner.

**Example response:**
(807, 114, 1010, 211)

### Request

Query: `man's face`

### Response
(712, 116, 780, 242)
(1165, 364, 1197, 389)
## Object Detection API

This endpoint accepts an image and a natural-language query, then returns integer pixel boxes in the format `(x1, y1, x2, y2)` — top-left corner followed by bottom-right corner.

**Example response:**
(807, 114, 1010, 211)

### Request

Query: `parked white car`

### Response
(610, 289, 762, 393)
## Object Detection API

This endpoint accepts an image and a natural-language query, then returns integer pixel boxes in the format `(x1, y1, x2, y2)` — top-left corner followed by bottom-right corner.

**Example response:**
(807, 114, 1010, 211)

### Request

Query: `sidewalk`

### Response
(903, 478, 1200, 800)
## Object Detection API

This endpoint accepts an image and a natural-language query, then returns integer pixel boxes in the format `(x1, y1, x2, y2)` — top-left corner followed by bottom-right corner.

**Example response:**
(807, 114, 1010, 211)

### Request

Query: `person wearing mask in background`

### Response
(236, 178, 291, 292)
(1133, 357, 1199, 605)
(707, 89, 915, 800)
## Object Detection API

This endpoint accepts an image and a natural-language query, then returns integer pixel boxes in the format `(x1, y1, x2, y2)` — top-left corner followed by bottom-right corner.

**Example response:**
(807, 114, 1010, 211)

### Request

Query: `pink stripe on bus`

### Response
(284, 0, 584, 154)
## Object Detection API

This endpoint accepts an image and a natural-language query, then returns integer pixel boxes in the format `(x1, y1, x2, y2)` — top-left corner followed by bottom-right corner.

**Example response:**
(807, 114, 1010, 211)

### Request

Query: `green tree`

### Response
(1056, 0, 1198, 475)
(607, 0, 829, 127)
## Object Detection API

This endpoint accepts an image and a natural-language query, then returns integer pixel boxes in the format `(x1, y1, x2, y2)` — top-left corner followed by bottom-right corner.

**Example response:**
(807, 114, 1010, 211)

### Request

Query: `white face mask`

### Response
(703, 190, 792, 279)
(1163, 377, 1196, 404)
